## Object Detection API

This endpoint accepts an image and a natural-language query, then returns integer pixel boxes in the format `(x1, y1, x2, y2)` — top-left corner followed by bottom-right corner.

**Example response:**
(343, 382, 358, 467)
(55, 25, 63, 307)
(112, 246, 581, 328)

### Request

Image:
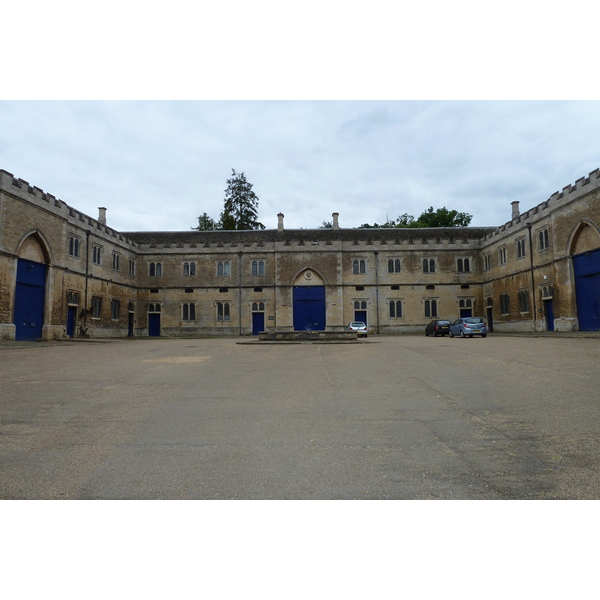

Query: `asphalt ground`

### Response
(1, 333, 599, 499)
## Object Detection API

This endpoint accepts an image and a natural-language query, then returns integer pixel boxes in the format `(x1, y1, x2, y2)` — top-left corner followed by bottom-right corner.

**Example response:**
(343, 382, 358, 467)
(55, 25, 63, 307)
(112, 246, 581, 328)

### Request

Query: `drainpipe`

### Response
(526, 223, 537, 331)
(83, 229, 90, 334)
(238, 251, 243, 335)
(374, 250, 380, 334)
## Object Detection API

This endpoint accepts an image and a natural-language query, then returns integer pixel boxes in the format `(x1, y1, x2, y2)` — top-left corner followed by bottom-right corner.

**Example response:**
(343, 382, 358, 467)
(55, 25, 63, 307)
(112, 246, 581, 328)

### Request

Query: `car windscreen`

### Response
(464, 318, 484, 324)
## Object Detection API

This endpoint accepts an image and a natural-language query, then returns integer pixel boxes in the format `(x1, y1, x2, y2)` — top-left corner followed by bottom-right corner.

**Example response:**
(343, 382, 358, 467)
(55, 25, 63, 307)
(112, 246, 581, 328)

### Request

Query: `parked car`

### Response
(348, 321, 368, 337)
(425, 319, 452, 336)
(449, 317, 488, 338)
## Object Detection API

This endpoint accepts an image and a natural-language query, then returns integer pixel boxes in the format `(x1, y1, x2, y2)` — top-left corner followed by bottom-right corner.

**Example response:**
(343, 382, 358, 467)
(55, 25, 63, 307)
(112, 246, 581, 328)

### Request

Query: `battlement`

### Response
(0, 169, 137, 248)
(484, 168, 600, 241)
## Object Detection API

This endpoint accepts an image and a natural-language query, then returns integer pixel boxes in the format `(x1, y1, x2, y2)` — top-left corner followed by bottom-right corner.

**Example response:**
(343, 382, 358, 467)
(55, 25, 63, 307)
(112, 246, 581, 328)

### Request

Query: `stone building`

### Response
(1, 167, 599, 340)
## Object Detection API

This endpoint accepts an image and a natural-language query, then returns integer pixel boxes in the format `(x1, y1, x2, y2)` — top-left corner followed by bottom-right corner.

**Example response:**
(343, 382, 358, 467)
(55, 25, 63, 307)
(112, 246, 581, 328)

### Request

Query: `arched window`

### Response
(251, 260, 265, 275)
(422, 259, 435, 273)
(182, 303, 196, 321)
(388, 259, 401, 273)
(353, 259, 366, 274)
(424, 299, 438, 318)
(389, 300, 403, 318)
(457, 258, 470, 273)
(149, 262, 162, 277)
(217, 302, 230, 321)
(217, 261, 231, 276)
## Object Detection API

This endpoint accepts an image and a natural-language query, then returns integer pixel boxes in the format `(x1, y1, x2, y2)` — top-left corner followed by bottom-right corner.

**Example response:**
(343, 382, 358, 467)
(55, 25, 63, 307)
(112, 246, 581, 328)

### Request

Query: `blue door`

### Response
(67, 305, 77, 337)
(148, 313, 161, 336)
(14, 259, 47, 341)
(293, 286, 326, 331)
(252, 312, 265, 335)
(544, 299, 555, 331)
(354, 310, 367, 325)
(573, 249, 600, 331)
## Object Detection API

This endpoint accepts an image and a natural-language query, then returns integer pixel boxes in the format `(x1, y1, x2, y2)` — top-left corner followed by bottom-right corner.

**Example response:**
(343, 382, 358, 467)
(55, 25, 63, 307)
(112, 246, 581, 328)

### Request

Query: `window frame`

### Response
(217, 261, 231, 277)
(69, 235, 81, 258)
(424, 298, 438, 318)
(422, 258, 436, 274)
(217, 302, 231, 321)
(91, 296, 102, 319)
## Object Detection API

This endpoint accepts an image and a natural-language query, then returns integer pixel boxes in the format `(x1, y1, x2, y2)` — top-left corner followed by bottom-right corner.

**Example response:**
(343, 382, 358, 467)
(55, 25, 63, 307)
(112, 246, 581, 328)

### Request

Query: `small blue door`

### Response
(148, 313, 161, 337)
(14, 259, 47, 341)
(293, 286, 326, 331)
(544, 299, 555, 332)
(67, 305, 77, 337)
(354, 310, 367, 325)
(252, 312, 265, 335)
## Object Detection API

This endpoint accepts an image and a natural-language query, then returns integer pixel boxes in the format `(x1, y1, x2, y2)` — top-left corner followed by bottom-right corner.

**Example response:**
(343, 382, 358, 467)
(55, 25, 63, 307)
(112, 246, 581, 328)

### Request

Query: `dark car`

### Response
(449, 317, 488, 338)
(425, 319, 452, 336)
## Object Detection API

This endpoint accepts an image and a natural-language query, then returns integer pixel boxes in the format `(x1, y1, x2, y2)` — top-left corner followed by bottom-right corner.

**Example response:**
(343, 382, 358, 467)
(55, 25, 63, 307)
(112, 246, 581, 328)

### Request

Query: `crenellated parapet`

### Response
(484, 168, 600, 241)
(0, 169, 137, 248)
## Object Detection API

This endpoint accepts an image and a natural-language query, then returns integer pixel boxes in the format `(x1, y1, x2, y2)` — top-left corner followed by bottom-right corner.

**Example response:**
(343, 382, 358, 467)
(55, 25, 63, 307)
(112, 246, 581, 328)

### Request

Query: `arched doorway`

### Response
(14, 233, 50, 341)
(569, 221, 600, 331)
(292, 269, 326, 331)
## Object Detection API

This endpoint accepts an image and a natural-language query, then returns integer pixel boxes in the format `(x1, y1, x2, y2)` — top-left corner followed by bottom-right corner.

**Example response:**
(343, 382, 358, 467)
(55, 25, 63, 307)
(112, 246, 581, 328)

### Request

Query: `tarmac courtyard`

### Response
(1, 334, 599, 499)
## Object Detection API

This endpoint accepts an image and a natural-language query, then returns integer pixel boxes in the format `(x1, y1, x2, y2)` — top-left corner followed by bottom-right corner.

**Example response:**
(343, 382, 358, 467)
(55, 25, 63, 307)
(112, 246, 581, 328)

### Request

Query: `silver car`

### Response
(449, 317, 488, 338)
(348, 321, 368, 337)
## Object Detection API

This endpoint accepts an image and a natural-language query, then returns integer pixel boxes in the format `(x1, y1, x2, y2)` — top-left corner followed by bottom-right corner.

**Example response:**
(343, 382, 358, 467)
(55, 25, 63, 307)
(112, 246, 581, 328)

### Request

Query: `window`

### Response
(538, 228, 550, 251)
(516, 238, 526, 259)
(252, 302, 265, 311)
(457, 258, 470, 273)
(499, 247, 507, 265)
(483, 254, 491, 271)
(500, 294, 510, 315)
(149, 262, 162, 277)
(182, 303, 196, 321)
(422, 258, 436, 273)
(183, 262, 196, 276)
(424, 299, 438, 318)
(353, 259, 366, 274)
(459, 299, 473, 309)
(113, 252, 120, 271)
(387, 259, 401, 273)
(148, 303, 161, 313)
(111, 299, 120, 320)
(91, 296, 102, 319)
(217, 261, 231, 276)
(389, 300, 403, 318)
(217, 302, 230, 321)
(92, 245, 102, 265)
(518, 290, 530, 313)
(69, 236, 80, 258)
(353, 300, 367, 310)
(67, 292, 79, 305)
(129, 259, 136, 276)
(251, 260, 265, 275)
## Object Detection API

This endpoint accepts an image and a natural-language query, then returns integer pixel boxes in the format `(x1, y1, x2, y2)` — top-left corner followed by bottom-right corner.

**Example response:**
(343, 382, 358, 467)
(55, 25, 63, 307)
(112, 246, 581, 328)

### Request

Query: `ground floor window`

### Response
(91, 296, 102, 319)
(217, 302, 230, 321)
(182, 303, 196, 321)
(111, 299, 121, 320)
(500, 294, 510, 315)
(389, 300, 403, 318)
(518, 290, 530, 313)
(424, 299, 438, 318)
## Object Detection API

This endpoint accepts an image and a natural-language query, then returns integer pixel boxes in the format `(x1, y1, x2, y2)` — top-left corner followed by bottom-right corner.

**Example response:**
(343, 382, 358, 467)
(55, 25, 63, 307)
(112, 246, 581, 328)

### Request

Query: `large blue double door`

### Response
(574, 248, 600, 331)
(14, 259, 47, 341)
(293, 286, 326, 331)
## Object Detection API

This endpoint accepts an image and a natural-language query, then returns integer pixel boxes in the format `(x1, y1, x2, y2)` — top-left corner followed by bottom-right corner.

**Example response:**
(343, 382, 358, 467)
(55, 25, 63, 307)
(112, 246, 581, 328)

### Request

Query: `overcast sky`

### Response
(1, 100, 599, 233)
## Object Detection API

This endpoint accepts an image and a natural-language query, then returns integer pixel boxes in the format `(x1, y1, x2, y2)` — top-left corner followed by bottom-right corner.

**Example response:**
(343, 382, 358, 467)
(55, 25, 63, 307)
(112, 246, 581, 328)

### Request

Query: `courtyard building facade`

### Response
(1, 168, 599, 340)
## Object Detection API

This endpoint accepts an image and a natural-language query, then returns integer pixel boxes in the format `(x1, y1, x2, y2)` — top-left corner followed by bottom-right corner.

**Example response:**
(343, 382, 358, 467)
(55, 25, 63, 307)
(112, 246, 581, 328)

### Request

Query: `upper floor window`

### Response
(387, 259, 401, 274)
(183, 262, 196, 276)
(112, 252, 120, 271)
(353, 259, 366, 274)
(389, 300, 403, 318)
(424, 299, 438, 318)
(516, 238, 526, 259)
(483, 254, 491, 271)
(538, 228, 550, 251)
(182, 303, 196, 321)
(251, 260, 265, 275)
(457, 258, 471, 273)
(129, 259, 136, 276)
(149, 262, 162, 277)
(217, 261, 231, 276)
(69, 235, 81, 258)
(92, 245, 102, 265)
(499, 247, 507, 266)
(422, 258, 436, 273)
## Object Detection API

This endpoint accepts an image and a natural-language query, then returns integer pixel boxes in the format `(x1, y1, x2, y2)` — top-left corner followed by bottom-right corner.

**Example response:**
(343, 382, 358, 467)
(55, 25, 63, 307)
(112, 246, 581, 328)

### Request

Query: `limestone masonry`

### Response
(1, 168, 599, 340)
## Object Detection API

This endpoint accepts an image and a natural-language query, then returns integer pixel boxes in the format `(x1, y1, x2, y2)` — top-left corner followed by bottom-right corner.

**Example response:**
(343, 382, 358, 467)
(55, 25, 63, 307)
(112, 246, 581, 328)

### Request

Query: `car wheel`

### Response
(482, 334, 487, 338)
(425, 332, 429, 336)
(449, 331, 454, 338)
(460, 331, 465, 338)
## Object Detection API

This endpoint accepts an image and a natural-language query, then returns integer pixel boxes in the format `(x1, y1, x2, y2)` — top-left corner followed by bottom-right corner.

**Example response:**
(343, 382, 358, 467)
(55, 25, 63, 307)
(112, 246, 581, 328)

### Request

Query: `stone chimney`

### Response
(332, 212, 339, 230)
(98, 207, 107, 225)
(277, 212, 284, 232)
(511, 201, 520, 220)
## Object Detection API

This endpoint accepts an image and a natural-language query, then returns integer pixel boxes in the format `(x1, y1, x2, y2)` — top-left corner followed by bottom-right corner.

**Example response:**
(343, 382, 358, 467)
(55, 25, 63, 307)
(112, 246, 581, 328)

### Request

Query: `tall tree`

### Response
(220, 169, 265, 230)
(360, 207, 472, 228)
(194, 212, 217, 231)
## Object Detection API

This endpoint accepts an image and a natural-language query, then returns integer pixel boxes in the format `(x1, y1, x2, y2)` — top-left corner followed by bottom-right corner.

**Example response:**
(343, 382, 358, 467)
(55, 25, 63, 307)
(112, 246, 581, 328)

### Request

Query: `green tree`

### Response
(320, 220, 333, 229)
(194, 212, 217, 231)
(414, 206, 472, 227)
(219, 169, 265, 230)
